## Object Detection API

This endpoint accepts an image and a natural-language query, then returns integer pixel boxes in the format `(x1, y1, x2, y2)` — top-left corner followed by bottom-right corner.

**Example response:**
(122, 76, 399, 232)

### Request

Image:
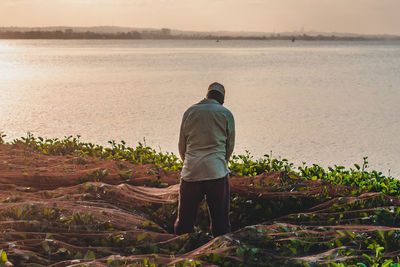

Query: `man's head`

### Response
(206, 82, 225, 105)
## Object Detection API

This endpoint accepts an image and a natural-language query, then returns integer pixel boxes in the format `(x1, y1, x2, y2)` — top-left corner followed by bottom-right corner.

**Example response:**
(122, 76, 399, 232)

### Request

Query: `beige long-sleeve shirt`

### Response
(178, 98, 235, 181)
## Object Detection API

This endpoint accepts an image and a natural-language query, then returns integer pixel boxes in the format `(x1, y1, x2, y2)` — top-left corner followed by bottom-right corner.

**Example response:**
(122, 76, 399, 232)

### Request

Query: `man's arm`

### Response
(178, 114, 187, 162)
(225, 113, 235, 161)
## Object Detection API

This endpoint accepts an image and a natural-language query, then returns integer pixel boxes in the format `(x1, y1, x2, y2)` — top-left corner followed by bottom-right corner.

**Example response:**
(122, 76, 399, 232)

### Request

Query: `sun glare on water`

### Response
(0, 41, 17, 79)
(0, 41, 34, 82)
(0, 41, 19, 121)
(0, 41, 15, 53)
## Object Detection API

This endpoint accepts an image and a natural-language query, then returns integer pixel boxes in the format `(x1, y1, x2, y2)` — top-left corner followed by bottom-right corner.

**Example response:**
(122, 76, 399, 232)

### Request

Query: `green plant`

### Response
(0, 132, 6, 144)
(229, 151, 399, 197)
(0, 249, 8, 267)
(10, 133, 183, 172)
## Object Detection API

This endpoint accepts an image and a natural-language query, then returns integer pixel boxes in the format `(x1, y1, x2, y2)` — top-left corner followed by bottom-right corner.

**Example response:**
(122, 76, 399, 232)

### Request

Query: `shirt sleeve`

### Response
(225, 112, 235, 161)
(178, 112, 187, 161)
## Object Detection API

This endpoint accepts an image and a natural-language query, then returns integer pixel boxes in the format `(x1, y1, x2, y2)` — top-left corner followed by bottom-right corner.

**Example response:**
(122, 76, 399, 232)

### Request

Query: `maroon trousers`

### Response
(174, 175, 231, 237)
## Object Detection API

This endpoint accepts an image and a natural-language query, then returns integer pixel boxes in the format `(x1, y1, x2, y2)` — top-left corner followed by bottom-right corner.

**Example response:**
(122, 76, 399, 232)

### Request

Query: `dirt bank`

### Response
(1, 144, 399, 266)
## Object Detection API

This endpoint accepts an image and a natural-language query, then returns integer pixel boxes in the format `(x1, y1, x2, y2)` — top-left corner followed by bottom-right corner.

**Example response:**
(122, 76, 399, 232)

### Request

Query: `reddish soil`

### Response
(1, 144, 399, 266)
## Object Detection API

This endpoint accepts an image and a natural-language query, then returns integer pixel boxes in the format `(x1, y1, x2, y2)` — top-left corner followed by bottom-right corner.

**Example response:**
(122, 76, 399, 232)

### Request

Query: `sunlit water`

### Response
(1, 39, 400, 176)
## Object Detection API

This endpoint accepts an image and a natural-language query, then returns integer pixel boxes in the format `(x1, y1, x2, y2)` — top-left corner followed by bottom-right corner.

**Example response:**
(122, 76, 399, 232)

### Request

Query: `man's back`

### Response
(175, 82, 234, 237)
(179, 98, 235, 181)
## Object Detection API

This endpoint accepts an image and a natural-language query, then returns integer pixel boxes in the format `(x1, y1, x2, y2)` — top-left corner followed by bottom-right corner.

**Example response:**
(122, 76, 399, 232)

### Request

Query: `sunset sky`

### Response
(1, 0, 400, 35)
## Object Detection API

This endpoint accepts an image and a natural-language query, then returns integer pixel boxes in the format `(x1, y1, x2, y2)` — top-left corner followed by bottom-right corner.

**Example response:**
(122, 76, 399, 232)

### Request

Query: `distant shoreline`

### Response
(1, 28, 400, 41)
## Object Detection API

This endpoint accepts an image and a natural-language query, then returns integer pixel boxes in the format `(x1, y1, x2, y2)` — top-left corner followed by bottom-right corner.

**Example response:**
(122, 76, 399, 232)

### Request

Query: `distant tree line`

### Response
(0, 30, 143, 39)
(0, 29, 398, 41)
(186, 34, 397, 41)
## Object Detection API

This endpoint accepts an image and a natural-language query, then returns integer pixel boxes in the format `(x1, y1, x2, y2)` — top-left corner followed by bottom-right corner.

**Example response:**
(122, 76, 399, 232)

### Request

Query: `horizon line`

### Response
(1, 25, 400, 37)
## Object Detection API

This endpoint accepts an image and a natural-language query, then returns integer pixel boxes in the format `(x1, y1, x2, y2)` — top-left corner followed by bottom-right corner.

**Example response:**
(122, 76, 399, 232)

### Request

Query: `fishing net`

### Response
(1, 144, 400, 266)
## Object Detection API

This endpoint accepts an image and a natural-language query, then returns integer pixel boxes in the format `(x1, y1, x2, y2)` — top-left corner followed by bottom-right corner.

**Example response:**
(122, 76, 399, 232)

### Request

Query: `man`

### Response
(175, 82, 235, 237)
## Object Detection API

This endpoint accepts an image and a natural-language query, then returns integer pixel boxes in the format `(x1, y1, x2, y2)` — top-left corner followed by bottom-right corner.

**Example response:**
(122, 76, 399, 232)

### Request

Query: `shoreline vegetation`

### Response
(1, 132, 398, 195)
(1, 27, 400, 41)
(1, 132, 400, 266)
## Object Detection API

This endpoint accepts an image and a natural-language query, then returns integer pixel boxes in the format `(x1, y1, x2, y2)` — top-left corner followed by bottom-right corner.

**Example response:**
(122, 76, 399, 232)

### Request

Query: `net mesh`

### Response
(1, 144, 400, 266)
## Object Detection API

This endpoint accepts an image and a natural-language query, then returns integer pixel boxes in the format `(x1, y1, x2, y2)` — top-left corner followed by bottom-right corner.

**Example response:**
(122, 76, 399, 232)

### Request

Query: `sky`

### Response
(1, 0, 400, 35)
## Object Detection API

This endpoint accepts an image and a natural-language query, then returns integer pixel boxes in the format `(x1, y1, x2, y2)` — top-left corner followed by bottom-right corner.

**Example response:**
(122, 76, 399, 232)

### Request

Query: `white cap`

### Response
(207, 82, 225, 97)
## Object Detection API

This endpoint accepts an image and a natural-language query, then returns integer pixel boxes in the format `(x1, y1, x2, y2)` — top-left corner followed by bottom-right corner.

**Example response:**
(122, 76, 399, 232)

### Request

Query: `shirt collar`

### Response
(199, 98, 220, 105)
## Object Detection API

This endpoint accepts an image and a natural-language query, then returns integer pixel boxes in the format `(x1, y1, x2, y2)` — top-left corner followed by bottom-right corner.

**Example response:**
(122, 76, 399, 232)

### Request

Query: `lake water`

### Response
(1, 39, 400, 177)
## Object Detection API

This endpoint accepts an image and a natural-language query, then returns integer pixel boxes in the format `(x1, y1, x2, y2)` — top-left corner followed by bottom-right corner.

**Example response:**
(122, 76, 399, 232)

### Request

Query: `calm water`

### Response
(1, 39, 400, 176)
